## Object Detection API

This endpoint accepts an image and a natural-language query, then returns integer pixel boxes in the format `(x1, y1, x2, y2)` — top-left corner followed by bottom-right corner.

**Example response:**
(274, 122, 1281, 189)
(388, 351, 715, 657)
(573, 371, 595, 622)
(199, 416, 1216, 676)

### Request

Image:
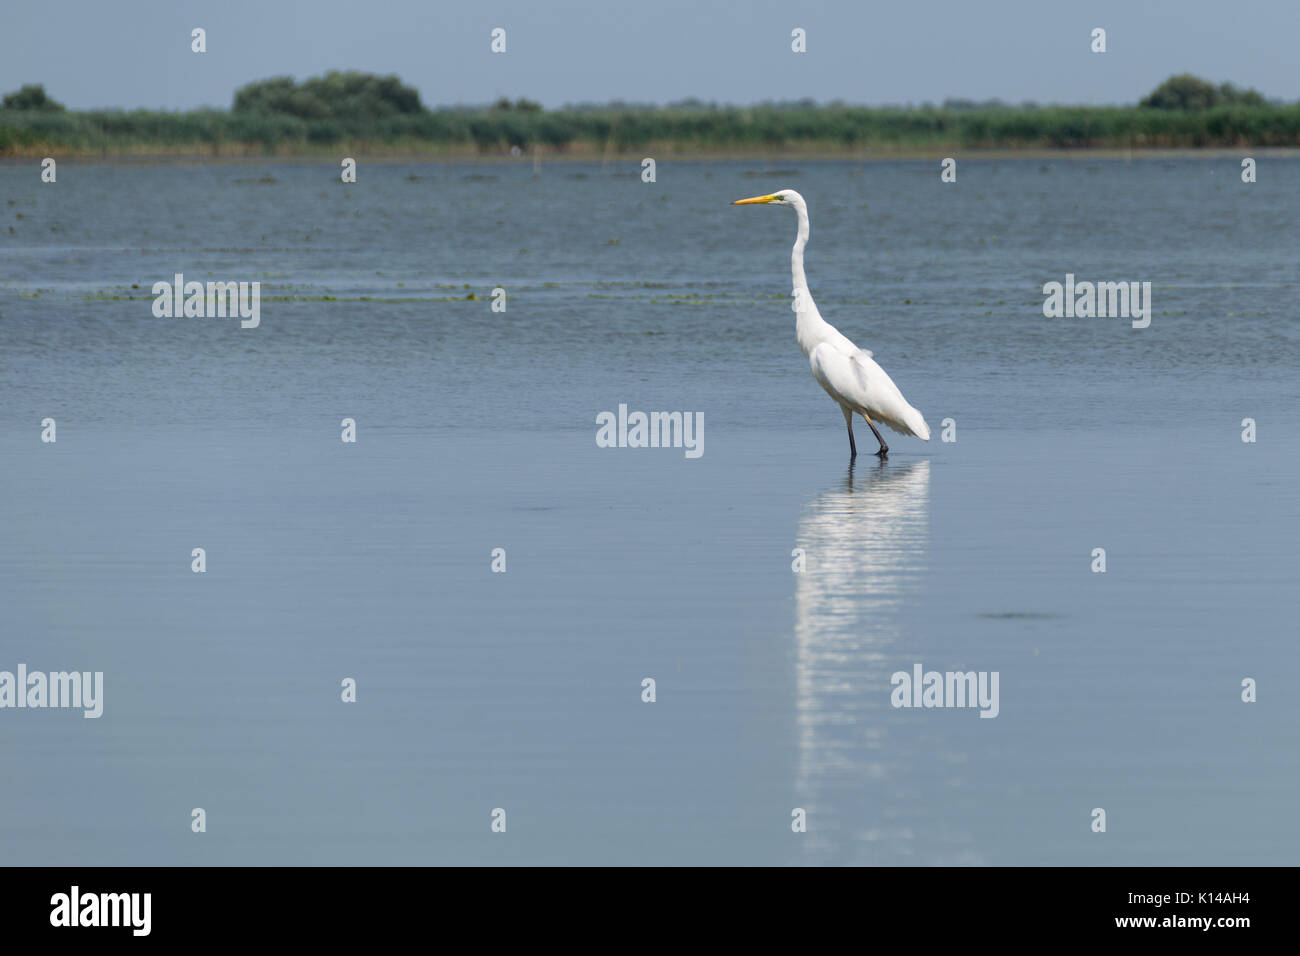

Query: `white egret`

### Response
(733, 189, 930, 458)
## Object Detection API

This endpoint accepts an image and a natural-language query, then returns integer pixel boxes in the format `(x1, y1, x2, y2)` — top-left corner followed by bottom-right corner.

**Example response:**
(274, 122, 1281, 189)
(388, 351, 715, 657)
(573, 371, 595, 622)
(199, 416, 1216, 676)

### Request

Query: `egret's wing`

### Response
(809, 341, 863, 405)
(809, 342, 930, 439)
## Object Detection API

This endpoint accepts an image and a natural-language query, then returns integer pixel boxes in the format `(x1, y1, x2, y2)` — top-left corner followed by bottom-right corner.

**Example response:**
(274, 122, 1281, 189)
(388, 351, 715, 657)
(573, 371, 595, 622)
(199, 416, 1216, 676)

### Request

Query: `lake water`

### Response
(1, 156, 1297, 865)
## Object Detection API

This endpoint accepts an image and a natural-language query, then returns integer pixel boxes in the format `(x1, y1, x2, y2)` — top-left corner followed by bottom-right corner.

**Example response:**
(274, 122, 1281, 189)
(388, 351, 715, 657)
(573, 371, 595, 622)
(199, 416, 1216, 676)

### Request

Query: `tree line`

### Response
(2, 72, 1295, 155)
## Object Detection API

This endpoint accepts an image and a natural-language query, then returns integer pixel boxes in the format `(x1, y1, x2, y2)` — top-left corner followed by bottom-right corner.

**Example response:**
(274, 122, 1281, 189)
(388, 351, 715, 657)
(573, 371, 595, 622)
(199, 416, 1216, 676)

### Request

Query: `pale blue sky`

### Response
(2, 0, 1296, 110)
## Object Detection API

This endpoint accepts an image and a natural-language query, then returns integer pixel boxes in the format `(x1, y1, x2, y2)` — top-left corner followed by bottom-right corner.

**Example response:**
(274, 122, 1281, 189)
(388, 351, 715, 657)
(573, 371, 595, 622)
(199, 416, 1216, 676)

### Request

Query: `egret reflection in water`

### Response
(792, 458, 939, 863)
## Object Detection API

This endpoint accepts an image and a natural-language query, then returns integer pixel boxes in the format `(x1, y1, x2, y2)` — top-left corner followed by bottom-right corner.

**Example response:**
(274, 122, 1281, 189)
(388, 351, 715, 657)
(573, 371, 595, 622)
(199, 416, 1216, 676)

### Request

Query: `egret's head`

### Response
(731, 188, 803, 208)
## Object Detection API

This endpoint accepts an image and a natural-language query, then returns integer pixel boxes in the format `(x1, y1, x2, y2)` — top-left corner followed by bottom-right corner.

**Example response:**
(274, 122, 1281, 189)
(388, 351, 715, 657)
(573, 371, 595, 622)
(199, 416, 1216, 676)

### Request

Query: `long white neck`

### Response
(791, 200, 810, 294)
(788, 198, 840, 358)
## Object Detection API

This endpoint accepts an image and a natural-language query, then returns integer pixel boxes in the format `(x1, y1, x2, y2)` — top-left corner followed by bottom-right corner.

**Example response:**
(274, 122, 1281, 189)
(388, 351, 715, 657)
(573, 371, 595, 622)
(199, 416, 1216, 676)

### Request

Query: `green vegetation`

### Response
(1139, 73, 1265, 111)
(2, 84, 64, 111)
(232, 71, 423, 119)
(2, 72, 1297, 157)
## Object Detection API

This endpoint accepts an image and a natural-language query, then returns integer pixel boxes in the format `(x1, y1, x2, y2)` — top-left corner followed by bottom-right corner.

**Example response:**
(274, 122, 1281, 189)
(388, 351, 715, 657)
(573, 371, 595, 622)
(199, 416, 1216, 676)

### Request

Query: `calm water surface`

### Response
(1, 158, 1297, 864)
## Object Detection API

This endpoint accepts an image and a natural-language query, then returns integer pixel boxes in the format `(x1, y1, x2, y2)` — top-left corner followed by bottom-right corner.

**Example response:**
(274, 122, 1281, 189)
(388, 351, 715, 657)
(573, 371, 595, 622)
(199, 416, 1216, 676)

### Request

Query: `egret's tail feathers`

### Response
(910, 409, 931, 441)
(876, 405, 930, 440)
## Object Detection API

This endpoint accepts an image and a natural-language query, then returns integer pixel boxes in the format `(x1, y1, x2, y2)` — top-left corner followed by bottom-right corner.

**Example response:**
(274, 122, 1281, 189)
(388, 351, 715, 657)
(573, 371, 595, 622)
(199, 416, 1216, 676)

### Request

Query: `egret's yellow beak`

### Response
(731, 193, 779, 205)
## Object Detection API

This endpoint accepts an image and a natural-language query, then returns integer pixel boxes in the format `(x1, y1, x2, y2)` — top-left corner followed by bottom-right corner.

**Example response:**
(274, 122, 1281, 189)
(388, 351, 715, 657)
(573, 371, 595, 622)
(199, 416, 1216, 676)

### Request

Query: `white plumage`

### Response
(733, 188, 930, 457)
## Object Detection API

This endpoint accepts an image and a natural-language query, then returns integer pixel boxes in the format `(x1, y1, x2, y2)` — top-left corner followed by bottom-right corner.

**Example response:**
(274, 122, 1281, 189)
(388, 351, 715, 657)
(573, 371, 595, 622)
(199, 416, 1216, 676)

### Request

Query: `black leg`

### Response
(863, 415, 888, 457)
(841, 407, 857, 459)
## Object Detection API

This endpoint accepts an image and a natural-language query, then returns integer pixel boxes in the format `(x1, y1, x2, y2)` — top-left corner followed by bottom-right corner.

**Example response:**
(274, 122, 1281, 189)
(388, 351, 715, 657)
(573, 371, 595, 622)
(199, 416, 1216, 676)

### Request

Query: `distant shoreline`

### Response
(1, 145, 1295, 164)
(6, 88, 1300, 161)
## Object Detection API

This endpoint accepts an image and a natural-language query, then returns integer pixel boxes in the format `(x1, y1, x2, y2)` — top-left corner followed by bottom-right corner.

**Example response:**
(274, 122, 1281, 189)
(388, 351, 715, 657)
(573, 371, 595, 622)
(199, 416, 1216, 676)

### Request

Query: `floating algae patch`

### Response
(976, 612, 1063, 621)
(60, 292, 510, 305)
